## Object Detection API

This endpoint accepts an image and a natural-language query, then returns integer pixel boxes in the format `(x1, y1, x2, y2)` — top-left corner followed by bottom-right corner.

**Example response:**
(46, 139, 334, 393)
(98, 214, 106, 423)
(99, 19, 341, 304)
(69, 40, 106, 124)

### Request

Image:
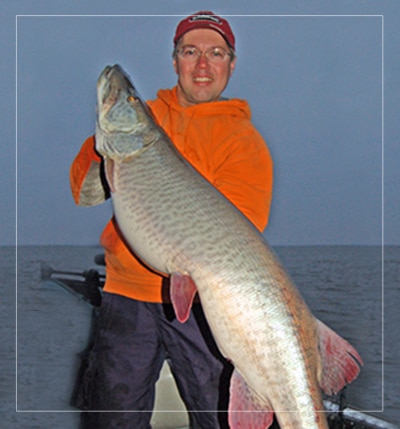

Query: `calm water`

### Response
(1, 245, 398, 428)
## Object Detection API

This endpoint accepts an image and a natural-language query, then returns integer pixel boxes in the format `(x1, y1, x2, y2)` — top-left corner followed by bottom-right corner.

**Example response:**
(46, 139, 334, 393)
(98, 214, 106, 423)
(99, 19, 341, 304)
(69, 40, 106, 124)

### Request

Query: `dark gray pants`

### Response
(71, 292, 233, 429)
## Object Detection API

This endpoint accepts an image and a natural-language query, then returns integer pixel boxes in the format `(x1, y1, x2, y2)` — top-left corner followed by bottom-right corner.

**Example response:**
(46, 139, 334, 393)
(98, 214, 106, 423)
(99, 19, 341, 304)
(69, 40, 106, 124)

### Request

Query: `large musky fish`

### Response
(95, 64, 362, 429)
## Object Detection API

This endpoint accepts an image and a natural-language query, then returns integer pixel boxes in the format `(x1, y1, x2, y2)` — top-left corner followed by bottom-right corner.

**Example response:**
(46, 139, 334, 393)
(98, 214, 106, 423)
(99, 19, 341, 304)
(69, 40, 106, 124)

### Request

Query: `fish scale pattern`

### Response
(94, 65, 362, 429)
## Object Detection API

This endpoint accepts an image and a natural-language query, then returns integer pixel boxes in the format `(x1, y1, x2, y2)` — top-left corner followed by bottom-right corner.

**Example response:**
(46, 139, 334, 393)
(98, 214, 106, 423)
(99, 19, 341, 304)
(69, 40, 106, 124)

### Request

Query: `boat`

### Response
(40, 255, 398, 429)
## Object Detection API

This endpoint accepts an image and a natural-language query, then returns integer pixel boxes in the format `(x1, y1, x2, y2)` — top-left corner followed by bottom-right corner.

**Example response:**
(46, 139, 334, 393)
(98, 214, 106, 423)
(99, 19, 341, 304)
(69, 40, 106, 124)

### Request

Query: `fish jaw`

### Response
(96, 65, 139, 133)
(95, 65, 161, 162)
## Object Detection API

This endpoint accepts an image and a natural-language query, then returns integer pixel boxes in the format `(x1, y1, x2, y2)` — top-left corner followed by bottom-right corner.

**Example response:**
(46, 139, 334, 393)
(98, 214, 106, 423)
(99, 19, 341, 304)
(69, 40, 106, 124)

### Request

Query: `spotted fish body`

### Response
(95, 65, 362, 429)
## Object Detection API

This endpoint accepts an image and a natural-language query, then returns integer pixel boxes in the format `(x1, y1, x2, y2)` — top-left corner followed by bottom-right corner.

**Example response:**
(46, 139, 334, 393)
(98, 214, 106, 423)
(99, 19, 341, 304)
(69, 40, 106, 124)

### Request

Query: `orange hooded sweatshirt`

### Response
(70, 87, 273, 303)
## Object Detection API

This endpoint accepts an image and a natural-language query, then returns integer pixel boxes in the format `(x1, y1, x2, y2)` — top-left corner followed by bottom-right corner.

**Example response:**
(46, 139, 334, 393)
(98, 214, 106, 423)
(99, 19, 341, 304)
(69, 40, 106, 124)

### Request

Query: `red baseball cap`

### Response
(173, 11, 235, 51)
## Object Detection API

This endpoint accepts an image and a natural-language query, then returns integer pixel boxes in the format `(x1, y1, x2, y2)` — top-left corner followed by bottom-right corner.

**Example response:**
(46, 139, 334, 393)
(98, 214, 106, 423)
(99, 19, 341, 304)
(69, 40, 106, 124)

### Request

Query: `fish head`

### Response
(95, 64, 161, 161)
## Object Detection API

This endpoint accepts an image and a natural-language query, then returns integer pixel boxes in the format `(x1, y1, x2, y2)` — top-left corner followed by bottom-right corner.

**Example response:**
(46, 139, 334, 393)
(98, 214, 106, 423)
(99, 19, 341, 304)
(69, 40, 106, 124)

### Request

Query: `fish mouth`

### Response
(102, 64, 126, 82)
(98, 65, 136, 104)
(105, 65, 133, 88)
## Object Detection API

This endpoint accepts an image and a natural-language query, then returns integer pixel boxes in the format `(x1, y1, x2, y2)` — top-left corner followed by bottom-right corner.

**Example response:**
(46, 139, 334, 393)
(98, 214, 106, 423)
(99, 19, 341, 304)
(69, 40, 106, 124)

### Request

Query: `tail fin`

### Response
(317, 319, 363, 395)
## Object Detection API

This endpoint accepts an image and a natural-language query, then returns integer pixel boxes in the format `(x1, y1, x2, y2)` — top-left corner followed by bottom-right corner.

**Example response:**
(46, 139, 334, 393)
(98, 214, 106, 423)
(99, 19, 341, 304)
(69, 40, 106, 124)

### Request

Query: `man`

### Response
(70, 11, 273, 429)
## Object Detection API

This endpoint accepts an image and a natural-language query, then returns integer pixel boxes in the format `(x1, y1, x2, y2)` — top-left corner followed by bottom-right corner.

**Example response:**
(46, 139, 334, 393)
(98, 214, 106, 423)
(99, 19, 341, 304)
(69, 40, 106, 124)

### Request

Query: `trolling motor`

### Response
(40, 254, 105, 307)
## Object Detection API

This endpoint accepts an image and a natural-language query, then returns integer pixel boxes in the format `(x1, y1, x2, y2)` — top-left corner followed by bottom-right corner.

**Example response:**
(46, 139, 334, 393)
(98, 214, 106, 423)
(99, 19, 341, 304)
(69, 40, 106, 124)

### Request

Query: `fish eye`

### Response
(127, 95, 137, 103)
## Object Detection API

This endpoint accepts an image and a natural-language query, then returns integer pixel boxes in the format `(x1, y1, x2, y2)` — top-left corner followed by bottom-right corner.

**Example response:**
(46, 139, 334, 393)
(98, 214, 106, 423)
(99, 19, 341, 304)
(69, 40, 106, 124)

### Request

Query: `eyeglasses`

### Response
(175, 46, 233, 63)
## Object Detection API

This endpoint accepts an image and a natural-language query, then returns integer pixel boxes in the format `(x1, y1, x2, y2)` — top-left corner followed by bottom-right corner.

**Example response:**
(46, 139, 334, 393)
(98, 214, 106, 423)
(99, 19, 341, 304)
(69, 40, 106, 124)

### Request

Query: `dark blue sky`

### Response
(2, 0, 399, 245)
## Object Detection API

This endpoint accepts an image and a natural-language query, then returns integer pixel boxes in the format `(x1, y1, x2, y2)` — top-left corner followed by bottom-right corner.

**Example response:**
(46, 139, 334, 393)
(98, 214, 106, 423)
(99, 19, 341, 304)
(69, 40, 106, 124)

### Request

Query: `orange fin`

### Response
(170, 273, 197, 323)
(317, 319, 363, 395)
(229, 369, 274, 429)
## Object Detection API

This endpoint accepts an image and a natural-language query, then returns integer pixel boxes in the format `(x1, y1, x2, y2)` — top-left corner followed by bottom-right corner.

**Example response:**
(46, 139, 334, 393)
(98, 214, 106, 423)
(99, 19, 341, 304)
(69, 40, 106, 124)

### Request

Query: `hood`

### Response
(153, 86, 252, 120)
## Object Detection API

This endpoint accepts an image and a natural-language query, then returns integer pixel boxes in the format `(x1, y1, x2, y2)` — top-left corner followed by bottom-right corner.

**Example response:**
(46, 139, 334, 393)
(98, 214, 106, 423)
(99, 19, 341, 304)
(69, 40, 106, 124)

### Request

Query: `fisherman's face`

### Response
(173, 29, 236, 107)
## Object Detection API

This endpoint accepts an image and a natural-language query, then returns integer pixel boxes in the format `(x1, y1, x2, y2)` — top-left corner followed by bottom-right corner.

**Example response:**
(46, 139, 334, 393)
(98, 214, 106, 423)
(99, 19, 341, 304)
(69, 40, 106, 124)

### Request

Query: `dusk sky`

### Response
(2, 0, 399, 246)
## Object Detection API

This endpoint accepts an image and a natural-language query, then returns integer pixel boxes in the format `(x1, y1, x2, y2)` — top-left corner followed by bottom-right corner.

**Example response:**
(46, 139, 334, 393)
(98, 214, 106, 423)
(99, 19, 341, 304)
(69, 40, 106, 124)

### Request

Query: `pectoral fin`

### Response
(170, 273, 197, 323)
(229, 369, 274, 429)
(317, 319, 363, 395)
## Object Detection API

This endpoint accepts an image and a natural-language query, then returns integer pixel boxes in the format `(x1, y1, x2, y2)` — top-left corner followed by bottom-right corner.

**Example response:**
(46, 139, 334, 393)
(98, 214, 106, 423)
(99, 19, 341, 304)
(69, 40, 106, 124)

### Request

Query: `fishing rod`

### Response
(324, 399, 398, 429)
